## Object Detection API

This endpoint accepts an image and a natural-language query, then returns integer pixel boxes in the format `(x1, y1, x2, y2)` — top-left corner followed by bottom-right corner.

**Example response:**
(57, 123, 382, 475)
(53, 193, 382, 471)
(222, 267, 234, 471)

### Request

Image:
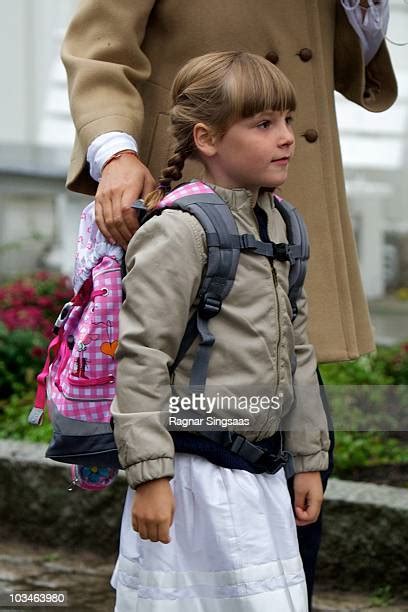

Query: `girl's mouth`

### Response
(271, 157, 290, 165)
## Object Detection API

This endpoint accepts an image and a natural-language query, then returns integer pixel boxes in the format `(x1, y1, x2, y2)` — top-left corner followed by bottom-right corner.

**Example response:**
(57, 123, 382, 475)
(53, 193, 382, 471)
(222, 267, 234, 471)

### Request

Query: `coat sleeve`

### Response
(111, 211, 206, 488)
(61, 0, 156, 194)
(282, 288, 330, 473)
(334, 0, 397, 112)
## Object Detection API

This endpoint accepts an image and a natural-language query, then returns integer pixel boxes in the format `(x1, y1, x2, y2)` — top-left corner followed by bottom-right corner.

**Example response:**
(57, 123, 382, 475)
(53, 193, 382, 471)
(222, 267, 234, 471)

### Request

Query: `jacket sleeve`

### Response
(334, 0, 397, 112)
(61, 0, 156, 194)
(282, 288, 330, 473)
(111, 210, 206, 488)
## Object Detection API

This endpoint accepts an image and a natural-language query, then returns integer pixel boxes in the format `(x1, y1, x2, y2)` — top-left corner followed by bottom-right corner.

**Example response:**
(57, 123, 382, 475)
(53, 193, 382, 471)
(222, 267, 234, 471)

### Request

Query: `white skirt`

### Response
(111, 453, 308, 612)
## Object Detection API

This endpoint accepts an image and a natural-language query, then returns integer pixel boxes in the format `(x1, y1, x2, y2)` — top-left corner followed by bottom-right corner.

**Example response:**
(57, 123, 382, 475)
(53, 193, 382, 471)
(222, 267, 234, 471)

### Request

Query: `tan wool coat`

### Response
(62, 0, 398, 363)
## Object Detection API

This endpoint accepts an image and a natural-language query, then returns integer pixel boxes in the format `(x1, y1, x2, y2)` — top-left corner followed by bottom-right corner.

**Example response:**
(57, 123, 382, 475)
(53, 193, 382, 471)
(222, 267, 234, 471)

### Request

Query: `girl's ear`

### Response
(193, 123, 218, 158)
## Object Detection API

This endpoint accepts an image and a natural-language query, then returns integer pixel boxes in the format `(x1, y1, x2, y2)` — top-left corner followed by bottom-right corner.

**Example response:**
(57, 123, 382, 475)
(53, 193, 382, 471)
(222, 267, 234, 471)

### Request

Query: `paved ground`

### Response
(0, 539, 407, 612)
(0, 540, 115, 612)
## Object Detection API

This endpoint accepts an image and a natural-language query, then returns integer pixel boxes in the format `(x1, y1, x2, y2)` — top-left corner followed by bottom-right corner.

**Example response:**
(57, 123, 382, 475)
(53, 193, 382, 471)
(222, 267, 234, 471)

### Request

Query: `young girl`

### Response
(110, 51, 329, 612)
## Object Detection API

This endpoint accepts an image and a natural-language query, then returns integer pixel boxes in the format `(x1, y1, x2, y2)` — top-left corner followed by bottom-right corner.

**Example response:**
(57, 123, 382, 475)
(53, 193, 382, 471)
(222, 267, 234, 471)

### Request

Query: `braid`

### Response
(144, 139, 193, 210)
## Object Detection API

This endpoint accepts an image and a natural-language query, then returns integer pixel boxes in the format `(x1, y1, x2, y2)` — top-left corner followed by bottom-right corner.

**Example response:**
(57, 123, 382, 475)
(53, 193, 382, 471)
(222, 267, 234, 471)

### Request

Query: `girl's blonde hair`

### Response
(145, 51, 296, 209)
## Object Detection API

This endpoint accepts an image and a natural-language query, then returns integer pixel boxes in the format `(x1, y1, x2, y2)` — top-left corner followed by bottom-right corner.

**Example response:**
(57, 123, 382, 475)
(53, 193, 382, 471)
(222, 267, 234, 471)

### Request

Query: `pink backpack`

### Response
(29, 202, 124, 488)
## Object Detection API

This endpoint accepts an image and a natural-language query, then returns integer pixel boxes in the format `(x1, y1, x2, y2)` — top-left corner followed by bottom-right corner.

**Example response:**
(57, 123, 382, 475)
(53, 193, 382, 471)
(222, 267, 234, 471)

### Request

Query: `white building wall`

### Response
(0, 0, 77, 146)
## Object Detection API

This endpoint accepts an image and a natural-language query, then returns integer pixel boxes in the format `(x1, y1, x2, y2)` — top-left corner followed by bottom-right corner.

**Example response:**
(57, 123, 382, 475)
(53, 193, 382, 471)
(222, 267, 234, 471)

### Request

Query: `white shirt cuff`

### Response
(340, 0, 389, 64)
(87, 132, 138, 182)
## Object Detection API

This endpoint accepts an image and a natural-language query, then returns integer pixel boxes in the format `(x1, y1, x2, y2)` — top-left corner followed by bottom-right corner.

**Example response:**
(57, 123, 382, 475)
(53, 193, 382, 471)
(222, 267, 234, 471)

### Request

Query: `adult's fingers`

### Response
(141, 170, 157, 200)
(94, 195, 114, 244)
(96, 155, 151, 247)
(95, 188, 130, 247)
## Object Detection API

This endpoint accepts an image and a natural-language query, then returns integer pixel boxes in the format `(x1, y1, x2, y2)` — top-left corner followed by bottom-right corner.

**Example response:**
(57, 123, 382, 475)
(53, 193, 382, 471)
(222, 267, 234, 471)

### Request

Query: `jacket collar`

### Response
(205, 182, 275, 211)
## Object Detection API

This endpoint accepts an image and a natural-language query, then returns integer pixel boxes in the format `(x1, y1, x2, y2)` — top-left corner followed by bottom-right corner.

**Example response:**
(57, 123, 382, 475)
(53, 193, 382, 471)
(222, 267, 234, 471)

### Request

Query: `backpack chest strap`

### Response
(206, 232, 302, 263)
(238, 234, 302, 264)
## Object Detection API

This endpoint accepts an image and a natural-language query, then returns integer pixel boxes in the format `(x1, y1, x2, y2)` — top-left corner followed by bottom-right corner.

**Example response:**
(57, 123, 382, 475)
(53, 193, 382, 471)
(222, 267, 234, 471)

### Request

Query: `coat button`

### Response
(303, 129, 318, 143)
(265, 50, 279, 64)
(298, 48, 313, 62)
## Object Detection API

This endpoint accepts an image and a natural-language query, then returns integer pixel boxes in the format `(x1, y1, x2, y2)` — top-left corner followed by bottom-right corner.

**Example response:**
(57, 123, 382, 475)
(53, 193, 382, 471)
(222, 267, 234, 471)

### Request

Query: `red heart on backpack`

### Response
(100, 341, 118, 358)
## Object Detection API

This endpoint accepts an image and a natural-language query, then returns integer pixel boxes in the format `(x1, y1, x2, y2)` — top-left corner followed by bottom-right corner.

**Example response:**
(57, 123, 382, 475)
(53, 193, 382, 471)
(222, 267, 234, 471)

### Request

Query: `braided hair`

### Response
(144, 139, 193, 209)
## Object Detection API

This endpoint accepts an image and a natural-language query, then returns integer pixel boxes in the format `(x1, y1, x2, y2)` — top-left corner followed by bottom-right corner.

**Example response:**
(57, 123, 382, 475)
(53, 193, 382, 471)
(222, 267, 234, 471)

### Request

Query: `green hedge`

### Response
(320, 346, 408, 474)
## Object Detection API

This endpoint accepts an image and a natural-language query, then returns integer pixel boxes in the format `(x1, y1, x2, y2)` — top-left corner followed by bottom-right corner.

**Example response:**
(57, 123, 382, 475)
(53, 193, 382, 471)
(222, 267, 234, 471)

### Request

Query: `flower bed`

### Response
(0, 272, 72, 442)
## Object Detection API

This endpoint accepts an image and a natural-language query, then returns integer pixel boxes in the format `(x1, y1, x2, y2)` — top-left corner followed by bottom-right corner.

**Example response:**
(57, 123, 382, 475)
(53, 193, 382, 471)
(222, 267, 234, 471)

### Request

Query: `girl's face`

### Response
(199, 110, 295, 193)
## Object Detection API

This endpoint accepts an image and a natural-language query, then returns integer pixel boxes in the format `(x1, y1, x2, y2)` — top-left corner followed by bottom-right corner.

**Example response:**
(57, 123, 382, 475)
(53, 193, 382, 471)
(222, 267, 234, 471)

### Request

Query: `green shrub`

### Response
(334, 432, 408, 473)
(320, 345, 408, 473)
(0, 390, 52, 443)
(0, 324, 47, 398)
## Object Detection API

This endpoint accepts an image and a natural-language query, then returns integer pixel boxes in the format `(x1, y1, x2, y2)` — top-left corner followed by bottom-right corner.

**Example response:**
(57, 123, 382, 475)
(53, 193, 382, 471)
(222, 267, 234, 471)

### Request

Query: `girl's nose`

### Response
(279, 122, 295, 147)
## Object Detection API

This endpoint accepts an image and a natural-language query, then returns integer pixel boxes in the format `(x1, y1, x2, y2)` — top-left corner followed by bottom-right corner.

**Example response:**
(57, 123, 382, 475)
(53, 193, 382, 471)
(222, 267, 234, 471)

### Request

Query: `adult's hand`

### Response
(95, 154, 156, 249)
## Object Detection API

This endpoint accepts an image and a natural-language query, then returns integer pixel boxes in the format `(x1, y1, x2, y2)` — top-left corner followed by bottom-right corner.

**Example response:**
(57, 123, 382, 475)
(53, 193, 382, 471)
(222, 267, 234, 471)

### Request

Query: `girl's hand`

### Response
(132, 477, 175, 544)
(293, 472, 324, 527)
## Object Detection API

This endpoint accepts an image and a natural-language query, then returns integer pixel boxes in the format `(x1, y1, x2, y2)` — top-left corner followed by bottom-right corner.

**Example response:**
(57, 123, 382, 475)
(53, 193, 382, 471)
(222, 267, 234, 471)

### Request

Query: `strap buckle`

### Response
(240, 234, 257, 250)
(53, 301, 74, 334)
(272, 243, 293, 262)
(199, 295, 222, 319)
(229, 433, 246, 454)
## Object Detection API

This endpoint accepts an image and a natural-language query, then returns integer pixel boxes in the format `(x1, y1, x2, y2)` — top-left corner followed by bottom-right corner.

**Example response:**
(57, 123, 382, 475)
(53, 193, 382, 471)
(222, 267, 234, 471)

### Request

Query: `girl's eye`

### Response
(285, 115, 294, 125)
(257, 120, 271, 129)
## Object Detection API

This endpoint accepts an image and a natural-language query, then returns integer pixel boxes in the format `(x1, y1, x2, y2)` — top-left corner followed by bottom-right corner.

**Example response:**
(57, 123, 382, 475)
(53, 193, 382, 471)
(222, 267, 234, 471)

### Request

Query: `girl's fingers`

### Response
(146, 523, 160, 543)
(157, 521, 171, 544)
(133, 518, 171, 543)
(137, 521, 149, 540)
(295, 503, 320, 526)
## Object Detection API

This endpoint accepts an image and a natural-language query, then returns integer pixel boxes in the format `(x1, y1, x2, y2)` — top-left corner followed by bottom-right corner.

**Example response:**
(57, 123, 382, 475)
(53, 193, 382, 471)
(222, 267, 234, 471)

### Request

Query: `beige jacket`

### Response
(62, 0, 397, 363)
(111, 186, 330, 488)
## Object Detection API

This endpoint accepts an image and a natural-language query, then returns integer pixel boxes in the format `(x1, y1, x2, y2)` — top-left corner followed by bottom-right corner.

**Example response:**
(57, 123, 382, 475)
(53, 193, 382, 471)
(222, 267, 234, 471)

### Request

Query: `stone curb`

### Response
(0, 440, 407, 597)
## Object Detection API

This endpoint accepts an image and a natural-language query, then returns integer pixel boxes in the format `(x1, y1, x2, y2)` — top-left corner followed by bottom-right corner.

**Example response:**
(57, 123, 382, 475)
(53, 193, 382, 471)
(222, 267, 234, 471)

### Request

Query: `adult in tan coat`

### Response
(62, 0, 397, 364)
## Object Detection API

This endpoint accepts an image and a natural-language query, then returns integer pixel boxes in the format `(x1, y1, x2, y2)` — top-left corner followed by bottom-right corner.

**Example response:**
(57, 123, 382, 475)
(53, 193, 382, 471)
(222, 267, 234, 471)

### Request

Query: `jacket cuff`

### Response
(291, 450, 329, 474)
(126, 457, 174, 489)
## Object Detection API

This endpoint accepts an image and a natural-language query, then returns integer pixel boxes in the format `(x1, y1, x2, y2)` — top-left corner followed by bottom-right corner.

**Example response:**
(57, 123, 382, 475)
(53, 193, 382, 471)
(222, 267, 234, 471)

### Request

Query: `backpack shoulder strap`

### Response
(273, 196, 310, 321)
(143, 181, 241, 389)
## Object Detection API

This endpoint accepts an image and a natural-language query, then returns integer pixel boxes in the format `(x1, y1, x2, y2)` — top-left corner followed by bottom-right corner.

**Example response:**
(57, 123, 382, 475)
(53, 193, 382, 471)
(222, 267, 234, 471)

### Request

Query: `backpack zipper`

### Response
(67, 374, 115, 386)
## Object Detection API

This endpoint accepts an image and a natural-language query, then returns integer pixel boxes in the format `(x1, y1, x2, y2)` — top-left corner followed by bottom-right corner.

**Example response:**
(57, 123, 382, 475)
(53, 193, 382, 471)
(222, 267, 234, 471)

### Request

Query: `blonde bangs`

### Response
(224, 53, 296, 125)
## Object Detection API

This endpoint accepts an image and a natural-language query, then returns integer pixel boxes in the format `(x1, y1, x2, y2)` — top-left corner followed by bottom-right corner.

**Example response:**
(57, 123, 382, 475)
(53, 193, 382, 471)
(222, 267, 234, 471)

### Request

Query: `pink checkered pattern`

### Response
(157, 181, 214, 208)
(50, 256, 122, 422)
(47, 181, 213, 424)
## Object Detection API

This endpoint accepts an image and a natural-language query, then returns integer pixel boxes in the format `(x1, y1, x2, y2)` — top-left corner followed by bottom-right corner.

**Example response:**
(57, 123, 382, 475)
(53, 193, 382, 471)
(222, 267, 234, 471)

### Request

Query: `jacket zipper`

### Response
(253, 204, 282, 394)
(271, 264, 282, 395)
